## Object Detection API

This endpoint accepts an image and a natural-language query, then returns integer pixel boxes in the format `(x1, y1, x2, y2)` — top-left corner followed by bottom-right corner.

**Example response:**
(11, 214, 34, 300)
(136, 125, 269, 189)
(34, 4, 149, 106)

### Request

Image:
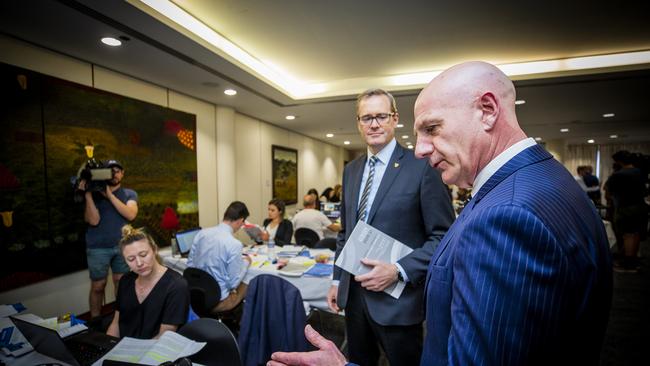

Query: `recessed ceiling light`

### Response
(587, 139, 595, 144)
(224, 89, 237, 96)
(560, 128, 569, 133)
(101, 37, 122, 47)
(396, 124, 404, 128)
(343, 141, 350, 145)
(326, 133, 334, 138)
(402, 135, 409, 139)
(285, 115, 296, 120)
(609, 134, 618, 139)
(603, 113, 615, 118)
(407, 145, 414, 149)
(515, 100, 526, 105)
(535, 137, 542, 141)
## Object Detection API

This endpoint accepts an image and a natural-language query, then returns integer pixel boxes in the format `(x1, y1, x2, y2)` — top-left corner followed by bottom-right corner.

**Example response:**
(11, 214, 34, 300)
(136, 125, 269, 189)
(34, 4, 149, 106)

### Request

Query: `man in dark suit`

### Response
(268, 62, 612, 366)
(327, 89, 454, 366)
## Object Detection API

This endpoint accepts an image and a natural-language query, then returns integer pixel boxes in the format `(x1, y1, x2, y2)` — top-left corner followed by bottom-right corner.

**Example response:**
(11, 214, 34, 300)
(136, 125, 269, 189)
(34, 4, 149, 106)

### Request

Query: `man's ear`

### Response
(478, 92, 499, 131)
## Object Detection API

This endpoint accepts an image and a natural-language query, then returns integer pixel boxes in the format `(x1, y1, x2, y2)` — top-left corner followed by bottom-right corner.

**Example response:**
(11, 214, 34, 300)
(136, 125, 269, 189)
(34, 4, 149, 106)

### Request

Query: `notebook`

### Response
(10, 316, 118, 366)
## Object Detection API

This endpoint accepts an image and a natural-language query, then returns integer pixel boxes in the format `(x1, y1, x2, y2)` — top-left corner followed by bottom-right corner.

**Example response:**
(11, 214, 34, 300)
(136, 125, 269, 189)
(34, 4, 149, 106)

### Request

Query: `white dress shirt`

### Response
(472, 138, 537, 196)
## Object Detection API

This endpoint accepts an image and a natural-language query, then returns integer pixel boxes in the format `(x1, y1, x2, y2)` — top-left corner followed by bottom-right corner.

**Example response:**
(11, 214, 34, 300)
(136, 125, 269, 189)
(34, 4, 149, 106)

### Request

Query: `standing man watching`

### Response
(81, 160, 138, 320)
(328, 89, 454, 366)
(269, 62, 612, 366)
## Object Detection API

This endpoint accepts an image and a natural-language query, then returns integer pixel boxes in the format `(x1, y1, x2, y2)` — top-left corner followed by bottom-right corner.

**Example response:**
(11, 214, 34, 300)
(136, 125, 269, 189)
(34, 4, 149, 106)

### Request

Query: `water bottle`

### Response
(267, 238, 277, 263)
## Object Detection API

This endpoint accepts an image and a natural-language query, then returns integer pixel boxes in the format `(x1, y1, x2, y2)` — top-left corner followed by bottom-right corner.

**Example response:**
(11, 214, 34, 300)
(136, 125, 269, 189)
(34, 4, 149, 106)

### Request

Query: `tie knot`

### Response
(369, 155, 378, 166)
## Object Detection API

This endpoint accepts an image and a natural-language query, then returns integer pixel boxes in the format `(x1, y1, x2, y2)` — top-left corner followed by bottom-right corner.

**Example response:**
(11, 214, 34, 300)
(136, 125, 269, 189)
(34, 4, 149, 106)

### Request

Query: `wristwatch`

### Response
(396, 265, 404, 282)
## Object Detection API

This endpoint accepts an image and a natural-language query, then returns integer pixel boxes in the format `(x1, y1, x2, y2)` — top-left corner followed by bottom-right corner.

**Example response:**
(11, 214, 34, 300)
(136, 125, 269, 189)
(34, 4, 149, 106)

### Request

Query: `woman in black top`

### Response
(107, 225, 189, 339)
(260, 199, 293, 246)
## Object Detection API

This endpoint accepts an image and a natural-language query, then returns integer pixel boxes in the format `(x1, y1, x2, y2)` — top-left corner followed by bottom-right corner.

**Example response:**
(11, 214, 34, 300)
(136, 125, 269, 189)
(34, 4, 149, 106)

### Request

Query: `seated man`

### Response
(187, 201, 252, 312)
(292, 194, 340, 240)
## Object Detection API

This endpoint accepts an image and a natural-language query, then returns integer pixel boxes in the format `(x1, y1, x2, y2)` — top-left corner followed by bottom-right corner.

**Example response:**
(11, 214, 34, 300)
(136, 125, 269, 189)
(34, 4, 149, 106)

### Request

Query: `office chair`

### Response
(183, 267, 222, 318)
(294, 228, 320, 247)
(238, 275, 309, 366)
(314, 237, 336, 251)
(178, 318, 242, 366)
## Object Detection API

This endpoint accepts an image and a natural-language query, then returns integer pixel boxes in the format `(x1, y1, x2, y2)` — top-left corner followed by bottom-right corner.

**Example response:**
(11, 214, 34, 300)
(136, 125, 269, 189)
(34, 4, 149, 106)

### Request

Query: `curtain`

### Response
(565, 144, 598, 178)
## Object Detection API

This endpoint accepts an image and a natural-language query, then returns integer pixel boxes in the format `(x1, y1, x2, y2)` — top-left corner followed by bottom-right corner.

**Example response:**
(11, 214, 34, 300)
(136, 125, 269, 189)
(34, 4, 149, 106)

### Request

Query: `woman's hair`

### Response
(268, 198, 286, 218)
(307, 188, 319, 197)
(120, 225, 162, 263)
(321, 187, 333, 199)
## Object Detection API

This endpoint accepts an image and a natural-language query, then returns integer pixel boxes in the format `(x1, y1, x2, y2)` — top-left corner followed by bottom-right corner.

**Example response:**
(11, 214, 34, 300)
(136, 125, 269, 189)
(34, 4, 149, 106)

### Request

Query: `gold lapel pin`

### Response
(394, 162, 400, 168)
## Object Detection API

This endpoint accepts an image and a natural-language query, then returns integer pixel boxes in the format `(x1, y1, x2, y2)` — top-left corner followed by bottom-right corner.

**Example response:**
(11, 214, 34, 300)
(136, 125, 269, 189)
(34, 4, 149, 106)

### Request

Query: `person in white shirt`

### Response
(291, 194, 340, 240)
(187, 201, 252, 312)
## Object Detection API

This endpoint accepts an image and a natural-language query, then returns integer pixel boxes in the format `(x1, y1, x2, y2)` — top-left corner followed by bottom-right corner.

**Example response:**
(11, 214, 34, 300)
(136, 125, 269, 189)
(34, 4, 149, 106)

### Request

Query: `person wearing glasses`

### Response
(80, 159, 139, 322)
(326, 89, 454, 366)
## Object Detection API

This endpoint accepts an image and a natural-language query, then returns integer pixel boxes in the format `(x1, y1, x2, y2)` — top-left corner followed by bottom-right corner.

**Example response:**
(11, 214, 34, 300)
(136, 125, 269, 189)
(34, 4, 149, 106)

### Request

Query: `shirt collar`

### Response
(472, 137, 537, 196)
(366, 138, 397, 165)
(218, 222, 234, 234)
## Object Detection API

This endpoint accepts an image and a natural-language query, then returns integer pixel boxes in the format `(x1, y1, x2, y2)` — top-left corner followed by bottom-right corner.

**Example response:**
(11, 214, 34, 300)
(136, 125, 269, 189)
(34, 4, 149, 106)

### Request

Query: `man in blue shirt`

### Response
(188, 201, 252, 312)
(82, 160, 138, 319)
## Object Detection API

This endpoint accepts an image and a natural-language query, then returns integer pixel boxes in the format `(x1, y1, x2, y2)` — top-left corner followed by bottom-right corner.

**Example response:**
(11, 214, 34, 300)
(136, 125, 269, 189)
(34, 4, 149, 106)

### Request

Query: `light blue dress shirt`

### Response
(187, 223, 248, 301)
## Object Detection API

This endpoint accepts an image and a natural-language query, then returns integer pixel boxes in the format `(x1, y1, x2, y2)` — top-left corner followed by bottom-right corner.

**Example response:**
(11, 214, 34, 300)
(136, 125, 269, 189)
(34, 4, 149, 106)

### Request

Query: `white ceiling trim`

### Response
(133, 0, 650, 100)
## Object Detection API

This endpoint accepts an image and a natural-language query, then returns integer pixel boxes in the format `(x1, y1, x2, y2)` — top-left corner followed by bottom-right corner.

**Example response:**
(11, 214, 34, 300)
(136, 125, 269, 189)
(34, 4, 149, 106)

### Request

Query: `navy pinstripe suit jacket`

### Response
(421, 144, 612, 365)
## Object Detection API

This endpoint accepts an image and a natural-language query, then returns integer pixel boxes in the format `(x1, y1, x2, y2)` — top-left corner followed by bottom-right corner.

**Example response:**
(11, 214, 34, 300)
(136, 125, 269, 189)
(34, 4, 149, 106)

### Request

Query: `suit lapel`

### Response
(348, 155, 367, 222)
(473, 144, 553, 204)
(367, 144, 405, 223)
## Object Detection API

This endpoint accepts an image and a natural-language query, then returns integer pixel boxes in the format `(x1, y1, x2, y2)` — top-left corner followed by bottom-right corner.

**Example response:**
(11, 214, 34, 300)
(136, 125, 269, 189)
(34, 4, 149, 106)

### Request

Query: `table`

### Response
(160, 246, 334, 311)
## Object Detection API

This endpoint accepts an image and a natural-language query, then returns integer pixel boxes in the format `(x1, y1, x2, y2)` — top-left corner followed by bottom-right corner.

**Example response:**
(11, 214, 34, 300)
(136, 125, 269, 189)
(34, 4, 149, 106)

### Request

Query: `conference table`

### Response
(160, 245, 334, 311)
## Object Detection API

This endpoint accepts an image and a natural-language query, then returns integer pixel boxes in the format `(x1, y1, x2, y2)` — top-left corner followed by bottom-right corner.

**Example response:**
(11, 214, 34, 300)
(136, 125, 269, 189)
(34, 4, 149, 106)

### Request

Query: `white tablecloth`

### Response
(160, 247, 333, 311)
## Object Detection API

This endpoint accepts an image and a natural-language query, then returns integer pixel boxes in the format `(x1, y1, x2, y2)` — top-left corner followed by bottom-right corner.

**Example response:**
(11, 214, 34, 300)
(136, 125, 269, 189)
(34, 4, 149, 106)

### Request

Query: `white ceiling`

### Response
(1, 0, 649, 150)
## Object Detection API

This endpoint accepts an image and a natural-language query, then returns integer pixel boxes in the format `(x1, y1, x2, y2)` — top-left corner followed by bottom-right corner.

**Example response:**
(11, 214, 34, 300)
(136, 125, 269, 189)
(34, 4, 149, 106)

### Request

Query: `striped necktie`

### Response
(357, 156, 378, 222)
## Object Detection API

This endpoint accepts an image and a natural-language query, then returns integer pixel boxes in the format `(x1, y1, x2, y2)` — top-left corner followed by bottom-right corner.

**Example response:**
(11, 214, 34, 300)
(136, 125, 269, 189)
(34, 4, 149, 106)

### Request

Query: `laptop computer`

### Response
(174, 227, 201, 257)
(320, 202, 341, 220)
(10, 316, 118, 366)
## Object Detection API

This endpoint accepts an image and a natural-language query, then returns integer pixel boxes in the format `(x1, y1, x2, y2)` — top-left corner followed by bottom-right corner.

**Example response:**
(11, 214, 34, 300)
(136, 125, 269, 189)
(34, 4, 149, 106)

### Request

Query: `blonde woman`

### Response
(107, 225, 189, 339)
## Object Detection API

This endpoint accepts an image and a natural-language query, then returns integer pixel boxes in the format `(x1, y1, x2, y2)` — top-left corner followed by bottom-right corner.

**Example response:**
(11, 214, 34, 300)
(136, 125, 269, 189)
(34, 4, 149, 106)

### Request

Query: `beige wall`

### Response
(0, 34, 348, 317)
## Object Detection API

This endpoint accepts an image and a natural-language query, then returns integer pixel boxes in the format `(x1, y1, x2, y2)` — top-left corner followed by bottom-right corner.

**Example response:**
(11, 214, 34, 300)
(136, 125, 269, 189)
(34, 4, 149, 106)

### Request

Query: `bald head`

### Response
(303, 194, 316, 208)
(413, 61, 527, 188)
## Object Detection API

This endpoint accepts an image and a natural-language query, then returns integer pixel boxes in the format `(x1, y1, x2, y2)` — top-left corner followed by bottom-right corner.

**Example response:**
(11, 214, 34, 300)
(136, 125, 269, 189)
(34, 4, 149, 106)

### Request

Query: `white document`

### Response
(92, 331, 205, 366)
(335, 220, 413, 299)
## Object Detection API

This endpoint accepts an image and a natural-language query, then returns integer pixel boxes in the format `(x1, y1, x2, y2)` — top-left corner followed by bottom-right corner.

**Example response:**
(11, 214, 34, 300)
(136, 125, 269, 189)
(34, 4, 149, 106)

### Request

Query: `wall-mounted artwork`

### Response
(0, 62, 198, 292)
(272, 145, 298, 205)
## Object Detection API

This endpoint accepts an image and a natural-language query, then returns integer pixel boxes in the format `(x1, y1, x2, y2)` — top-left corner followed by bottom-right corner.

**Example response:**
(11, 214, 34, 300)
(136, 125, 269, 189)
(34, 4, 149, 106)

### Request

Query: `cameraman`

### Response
(79, 160, 138, 320)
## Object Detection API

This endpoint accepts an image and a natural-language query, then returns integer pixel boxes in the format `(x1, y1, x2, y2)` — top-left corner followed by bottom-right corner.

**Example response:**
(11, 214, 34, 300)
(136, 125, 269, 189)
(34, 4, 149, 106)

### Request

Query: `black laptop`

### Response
(10, 316, 118, 366)
(174, 227, 201, 257)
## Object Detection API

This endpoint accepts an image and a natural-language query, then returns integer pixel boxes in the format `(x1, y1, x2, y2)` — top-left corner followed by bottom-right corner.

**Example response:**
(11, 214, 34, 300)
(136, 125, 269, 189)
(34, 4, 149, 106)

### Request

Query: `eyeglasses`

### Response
(357, 113, 394, 125)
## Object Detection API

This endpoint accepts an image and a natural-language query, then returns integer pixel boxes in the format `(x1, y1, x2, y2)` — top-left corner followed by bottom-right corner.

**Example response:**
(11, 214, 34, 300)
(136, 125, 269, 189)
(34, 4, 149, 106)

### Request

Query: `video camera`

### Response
(72, 158, 120, 203)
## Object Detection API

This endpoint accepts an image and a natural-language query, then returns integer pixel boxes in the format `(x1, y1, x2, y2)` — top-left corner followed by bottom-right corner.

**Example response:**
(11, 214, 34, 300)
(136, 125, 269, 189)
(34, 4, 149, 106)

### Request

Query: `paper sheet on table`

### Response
(335, 220, 413, 299)
(92, 331, 205, 366)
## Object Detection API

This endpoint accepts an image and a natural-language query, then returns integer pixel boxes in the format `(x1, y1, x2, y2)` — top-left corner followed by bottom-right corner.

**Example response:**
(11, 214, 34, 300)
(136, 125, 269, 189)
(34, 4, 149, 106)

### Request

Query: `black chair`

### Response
(314, 237, 336, 251)
(178, 318, 242, 366)
(294, 227, 320, 247)
(183, 267, 222, 318)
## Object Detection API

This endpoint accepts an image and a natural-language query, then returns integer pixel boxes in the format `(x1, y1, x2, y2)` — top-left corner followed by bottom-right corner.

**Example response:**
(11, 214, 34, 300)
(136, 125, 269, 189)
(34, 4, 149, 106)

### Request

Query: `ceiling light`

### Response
(560, 128, 569, 133)
(609, 134, 618, 139)
(326, 133, 334, 138)
(402, 135, 409, 139)
(224, 89, 237, 96)
(407, 145, 414, 150)
(535, 137, 542, 141)
(343, 141, 350, 145)
(396, 124, 404, 128)
(101, 37, 122, 47)
(602, 113, 615, 118)
(515, 100, 526, 105)
(285, 115, 296, 120)
(587, 139, 595, 144)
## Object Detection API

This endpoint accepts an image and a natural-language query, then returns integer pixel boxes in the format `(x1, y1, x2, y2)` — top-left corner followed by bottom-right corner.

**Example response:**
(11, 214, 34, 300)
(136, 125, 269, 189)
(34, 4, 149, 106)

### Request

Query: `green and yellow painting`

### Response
(272, 145, 298, 205)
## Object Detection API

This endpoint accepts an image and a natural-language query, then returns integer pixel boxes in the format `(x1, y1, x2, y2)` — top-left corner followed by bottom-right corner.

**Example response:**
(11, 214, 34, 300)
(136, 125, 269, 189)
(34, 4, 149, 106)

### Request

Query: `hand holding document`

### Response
(335, 221, 413, 299)
(92, 331, 205, 366)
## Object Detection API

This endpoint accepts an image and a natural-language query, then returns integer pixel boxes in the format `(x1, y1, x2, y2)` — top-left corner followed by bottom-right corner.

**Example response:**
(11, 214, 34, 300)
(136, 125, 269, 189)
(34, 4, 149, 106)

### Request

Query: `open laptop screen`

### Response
(10, 316, 81, 366)
(175, 228, 201, 256)
(320, 202, 341, 219)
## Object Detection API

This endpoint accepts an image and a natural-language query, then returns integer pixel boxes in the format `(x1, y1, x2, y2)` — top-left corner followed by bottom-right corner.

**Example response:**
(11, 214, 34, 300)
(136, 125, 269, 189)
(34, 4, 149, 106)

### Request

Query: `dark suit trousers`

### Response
(345, 281, 423, 366)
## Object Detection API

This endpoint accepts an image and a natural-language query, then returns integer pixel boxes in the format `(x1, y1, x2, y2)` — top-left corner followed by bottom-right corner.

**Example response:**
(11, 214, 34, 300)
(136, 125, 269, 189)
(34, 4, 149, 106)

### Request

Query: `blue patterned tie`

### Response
(358, 156, 378, 222)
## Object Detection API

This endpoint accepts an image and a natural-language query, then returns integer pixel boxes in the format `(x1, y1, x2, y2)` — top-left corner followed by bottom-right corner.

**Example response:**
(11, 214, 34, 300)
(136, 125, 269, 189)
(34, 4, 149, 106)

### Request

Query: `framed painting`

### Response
(272, 145, 298, 205)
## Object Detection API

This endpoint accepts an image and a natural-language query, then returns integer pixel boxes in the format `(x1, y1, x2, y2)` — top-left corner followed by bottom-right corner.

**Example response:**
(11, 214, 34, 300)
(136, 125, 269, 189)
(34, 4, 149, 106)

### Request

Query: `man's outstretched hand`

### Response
(267, 325, 347, 366)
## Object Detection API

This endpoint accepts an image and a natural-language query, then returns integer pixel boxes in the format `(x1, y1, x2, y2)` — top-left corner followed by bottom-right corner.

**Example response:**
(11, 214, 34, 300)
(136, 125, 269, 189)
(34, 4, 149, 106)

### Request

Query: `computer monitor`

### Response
(321, 202, 341, 220)
(174, 227, 201, 256)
